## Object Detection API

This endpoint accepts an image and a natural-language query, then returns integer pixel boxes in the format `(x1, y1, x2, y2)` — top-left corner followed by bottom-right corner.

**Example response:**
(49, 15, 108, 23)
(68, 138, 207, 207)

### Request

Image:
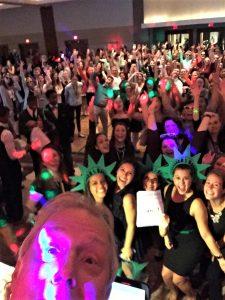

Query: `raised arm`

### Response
(147, 99, 158, 131)
(121, 193, 136, 261)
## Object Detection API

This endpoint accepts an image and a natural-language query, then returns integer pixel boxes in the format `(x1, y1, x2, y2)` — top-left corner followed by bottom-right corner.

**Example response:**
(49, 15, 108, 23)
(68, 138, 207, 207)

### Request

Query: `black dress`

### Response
(206, 206, 225, 300)
(109, 183, 143, 262)
(163, 185, 205, 276)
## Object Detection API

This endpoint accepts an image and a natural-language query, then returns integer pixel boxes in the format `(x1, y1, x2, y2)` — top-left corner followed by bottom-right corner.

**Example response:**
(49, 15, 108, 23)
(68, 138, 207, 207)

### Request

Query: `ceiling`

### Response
(0, 0, 71, 9)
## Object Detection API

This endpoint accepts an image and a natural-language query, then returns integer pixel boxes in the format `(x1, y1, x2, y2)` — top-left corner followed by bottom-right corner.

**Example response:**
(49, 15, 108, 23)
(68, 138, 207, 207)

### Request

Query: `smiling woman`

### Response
(159, 164, 225, 299)
(9, 192, 118, 300)
(108, 160, 140, 278)
(203, 170, 225, 300)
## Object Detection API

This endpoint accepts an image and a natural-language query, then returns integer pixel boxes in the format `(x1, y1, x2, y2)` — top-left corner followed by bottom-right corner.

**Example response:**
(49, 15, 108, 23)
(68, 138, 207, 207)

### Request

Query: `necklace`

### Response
(210, 211, 222, 223)
(209, 201, 224, 223)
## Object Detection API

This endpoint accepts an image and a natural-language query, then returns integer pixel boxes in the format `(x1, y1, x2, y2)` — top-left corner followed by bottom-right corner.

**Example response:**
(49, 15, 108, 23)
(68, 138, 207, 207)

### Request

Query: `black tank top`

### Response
(165, 184, 198, 234)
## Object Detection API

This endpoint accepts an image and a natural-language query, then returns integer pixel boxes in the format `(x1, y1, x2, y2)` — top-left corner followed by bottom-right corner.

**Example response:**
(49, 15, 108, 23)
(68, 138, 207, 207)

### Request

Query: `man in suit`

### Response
(18, 94, 42, 176)
(43, 89, 75, 175)
(0, 106, 26, 223)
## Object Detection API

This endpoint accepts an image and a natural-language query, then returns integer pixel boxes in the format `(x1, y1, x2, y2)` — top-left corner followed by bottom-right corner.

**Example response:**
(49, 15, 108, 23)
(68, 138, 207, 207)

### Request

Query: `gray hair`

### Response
(17, 192, 118, 284)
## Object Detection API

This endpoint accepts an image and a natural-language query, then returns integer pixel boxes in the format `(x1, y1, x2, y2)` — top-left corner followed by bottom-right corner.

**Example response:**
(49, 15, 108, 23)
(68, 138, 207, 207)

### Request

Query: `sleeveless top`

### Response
(208, 206, 225, 242)
(110, 183, 136, 245)
(165, 184, 198, 234)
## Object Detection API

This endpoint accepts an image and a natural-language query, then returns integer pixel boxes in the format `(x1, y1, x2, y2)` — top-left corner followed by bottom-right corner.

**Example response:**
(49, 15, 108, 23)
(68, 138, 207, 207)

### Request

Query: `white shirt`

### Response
(0, 122, 25, 160)
(112, 76, 121, 91)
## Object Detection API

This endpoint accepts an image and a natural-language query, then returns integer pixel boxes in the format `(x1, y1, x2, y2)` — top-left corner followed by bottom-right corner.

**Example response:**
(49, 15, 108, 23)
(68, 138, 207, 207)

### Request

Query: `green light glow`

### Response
(40, 170, 53, 181)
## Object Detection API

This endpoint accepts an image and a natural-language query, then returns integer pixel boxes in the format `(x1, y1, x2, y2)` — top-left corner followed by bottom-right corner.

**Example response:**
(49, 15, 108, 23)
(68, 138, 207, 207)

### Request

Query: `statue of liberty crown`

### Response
(70, 155, 116, 192)
(159, 145, 210, 181)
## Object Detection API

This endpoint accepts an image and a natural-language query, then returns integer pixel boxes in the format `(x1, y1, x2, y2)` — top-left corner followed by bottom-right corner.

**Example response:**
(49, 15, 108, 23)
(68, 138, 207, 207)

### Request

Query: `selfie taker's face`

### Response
(11, 209, 112, 300)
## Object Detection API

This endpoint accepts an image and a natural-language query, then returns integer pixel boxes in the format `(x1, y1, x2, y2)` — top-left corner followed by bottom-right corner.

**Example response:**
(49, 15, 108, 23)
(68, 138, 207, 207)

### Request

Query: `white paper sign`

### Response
(0, 263, 14, 300)
(136, 190, 164, 227)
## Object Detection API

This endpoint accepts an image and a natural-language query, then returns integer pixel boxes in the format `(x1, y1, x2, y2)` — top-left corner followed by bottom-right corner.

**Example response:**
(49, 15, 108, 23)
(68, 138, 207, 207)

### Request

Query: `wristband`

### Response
(215, 254, 223, 260)
(193, 108, 199, 114)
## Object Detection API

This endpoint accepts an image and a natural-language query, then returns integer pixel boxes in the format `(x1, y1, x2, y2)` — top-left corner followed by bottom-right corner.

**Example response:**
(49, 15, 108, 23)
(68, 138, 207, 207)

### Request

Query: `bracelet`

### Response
(214, 254, 224, 260)
(193, 108, 199, 114)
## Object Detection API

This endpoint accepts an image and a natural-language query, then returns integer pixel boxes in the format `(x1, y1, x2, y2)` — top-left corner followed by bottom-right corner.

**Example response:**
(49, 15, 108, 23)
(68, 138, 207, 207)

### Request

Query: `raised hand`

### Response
(139, 92, 149, 106)
(202, 151, 216, 164)
(120, 247, 133, 261)
(190, 80, 202, 99)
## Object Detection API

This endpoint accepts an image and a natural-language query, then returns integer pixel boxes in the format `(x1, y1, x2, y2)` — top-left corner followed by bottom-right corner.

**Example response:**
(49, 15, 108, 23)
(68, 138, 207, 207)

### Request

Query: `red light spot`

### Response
(9, 243, 19, 255)
(15, 227, 26, 237)
(31, 139, 41, 151)
(208, 22, 214, 28)
(107, 34, 124, 51)
(42, 148, 53, 163)
(172, 24, 178, 30)
(25, 39, 30, 44)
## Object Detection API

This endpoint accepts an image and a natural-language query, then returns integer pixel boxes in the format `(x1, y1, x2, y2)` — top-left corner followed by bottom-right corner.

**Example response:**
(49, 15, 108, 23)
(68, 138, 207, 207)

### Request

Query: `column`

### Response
(133, 0, 144, 43)
(40, 5, 58, 56)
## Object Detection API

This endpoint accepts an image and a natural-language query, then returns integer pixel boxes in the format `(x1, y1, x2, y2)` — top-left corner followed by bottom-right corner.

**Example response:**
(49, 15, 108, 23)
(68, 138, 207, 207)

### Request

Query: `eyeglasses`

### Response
(144, 177, 158, 184)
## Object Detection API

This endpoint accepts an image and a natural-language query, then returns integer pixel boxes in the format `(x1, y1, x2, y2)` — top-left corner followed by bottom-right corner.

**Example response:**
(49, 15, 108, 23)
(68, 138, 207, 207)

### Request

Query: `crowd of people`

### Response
(0, 40, 225, 299)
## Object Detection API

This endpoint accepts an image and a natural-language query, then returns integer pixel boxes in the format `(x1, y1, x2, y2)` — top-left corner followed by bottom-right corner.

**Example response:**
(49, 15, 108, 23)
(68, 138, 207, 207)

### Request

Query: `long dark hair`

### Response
(85, 172, 109, 204)
(110, 121, 132, 149)
(173, 163, 194, 177)
(40, 144, 69, 181)
(116, 159, 138, 195)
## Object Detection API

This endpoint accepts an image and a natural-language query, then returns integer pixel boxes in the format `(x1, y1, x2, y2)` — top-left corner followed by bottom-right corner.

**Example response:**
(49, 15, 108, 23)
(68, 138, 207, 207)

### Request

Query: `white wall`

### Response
(144, 0, 225, 24)
(53, 0, 133, 30)
(0, 6, 42, 36)
(0, 0, 133, 54)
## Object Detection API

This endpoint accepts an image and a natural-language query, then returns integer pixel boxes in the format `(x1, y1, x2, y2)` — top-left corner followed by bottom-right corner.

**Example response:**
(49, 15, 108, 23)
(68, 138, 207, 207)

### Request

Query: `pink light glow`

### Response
(31, 139, 42, 151)
(15, 227, 26, 237)
(172, 24, 178, 30)
(208, 22, 214, 28)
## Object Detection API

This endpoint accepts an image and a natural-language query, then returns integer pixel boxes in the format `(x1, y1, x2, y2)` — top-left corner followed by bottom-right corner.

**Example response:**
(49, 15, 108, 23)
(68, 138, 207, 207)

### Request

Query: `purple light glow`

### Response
(84, 282, 97, 300)
(38, 228, 59, 299)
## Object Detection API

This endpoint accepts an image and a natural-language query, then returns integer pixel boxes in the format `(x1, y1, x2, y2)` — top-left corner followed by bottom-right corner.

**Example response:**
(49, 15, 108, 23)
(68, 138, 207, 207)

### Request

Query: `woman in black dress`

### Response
(109, 160, 138, 278)
(203, 169, 225, 300)
(85, 172, 114, 230)
(159, 164, 225, 300)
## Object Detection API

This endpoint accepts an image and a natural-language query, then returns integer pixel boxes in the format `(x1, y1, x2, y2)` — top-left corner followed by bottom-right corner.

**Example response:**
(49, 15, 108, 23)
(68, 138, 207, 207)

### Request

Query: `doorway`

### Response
(0, 44, 9, 65)
(18, 42, 39, 62)
(65, 39, 88, 59)
(166, 32, 190, 46)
